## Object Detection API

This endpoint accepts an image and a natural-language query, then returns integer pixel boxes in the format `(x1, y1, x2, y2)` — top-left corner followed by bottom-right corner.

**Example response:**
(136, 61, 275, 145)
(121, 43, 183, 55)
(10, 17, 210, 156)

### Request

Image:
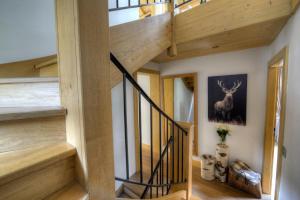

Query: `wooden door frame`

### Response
(262, 47, 289, 200)
(161, 73, 199, 156)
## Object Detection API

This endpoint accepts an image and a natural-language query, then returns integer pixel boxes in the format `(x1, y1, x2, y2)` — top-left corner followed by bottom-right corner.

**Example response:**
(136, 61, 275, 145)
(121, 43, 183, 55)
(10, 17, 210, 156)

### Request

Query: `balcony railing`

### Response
(109, 0, 170, 12)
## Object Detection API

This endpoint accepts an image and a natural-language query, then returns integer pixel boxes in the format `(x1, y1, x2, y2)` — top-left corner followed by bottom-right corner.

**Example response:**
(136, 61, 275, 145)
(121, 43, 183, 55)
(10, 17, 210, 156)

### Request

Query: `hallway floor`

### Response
(191, 166, 271, 200)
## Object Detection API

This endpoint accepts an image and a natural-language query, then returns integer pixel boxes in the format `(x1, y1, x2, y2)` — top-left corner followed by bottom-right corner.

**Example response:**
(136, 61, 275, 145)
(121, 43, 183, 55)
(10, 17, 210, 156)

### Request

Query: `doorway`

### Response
(162, 73, 199, 156)
(133, 68, 161, 171)
(262, 47, 288, 200)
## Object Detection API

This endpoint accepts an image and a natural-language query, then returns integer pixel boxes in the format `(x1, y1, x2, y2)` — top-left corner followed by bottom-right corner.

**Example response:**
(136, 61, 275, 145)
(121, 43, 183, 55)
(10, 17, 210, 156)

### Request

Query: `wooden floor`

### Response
(191, 166, 271, 200)
(141, 146, 271, 200)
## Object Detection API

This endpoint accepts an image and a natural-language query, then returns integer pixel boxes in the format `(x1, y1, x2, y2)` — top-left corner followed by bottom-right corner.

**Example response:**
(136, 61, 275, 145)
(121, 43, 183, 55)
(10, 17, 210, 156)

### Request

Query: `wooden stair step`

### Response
(0, 143, 76, 186)
(0, 106, 66, 122)
(123, 172, 168, 199)
(0, 107, 67, 153)
(0, 77, 60, 107)
(0, 143, 76, 200)
(45, 182, 88, 200)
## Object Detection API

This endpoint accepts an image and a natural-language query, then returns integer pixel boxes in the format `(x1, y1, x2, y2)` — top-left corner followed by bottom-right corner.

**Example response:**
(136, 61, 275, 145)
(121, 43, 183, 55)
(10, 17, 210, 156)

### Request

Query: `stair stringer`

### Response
(110, 13, 171, 87)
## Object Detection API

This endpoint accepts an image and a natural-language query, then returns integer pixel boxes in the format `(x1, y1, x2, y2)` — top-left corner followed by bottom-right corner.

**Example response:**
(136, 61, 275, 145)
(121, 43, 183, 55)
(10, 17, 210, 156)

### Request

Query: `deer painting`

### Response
(214, 80, 242, 121)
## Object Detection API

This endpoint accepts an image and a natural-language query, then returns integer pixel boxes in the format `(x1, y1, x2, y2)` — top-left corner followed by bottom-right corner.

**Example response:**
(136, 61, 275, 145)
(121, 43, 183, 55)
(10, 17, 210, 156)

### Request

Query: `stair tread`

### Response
(0, 142, 76, 186)
(0, 106, 66, 122)
(123, 172, 168, 198)
(45, 182, 88, 200)
(0, 77, 59, 84)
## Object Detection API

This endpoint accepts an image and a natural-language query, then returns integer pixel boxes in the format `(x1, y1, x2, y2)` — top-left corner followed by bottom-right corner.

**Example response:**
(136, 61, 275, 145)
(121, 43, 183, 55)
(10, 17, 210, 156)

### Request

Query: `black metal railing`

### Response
(109, 0, 170, 12)
(175, 0, 207, 8)
(111, 53, 188, 199)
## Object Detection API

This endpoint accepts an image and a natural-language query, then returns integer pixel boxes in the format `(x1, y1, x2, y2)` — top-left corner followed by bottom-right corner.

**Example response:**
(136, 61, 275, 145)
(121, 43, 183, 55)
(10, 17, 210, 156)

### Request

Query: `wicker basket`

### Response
(228, 161, 262, 199)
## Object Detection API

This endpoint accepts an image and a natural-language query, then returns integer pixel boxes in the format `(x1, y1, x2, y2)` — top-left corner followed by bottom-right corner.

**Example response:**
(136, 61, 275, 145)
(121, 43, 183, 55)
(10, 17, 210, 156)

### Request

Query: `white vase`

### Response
(200, 154, 215, 181)
(215, 143, 229, 182)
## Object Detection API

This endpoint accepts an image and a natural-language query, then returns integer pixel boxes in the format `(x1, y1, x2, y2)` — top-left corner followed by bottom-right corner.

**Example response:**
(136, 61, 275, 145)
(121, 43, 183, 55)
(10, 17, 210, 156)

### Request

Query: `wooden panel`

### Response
(175, 0, 291, 44)
(110, 13, 171, 87)
(163, 78, 174, 118)
(149, 72, 161, 154)
(0, 157, 75, 200)
(0, 55, 56, 78)
(154, 16, 288, 62)
(56, 0, 115, 199)
(0, 116, 66, 153)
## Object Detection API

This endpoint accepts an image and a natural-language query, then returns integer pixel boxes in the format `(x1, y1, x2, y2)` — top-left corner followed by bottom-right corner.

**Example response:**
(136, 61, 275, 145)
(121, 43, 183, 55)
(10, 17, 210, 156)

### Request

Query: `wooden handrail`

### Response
(34, 58, 57, 70)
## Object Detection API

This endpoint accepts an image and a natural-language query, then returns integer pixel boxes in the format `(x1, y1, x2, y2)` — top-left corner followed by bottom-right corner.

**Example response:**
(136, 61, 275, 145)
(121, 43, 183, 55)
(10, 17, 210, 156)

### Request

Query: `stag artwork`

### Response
(208, 74, 247, 125)
(214, 80, 242, 120)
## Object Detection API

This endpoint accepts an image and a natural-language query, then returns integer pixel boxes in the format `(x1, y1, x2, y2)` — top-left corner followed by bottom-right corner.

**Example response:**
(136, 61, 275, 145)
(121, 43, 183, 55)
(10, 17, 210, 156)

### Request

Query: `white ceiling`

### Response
(0, 0, 56, 64)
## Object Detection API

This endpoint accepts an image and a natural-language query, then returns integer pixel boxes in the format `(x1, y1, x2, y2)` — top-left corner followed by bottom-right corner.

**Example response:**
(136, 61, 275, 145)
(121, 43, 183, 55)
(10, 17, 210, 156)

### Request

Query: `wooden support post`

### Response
(56, 0, 115, 199)
(187, 130, 193, 200)
(181, 122, 193, 200)
(167, 0, 178, 57)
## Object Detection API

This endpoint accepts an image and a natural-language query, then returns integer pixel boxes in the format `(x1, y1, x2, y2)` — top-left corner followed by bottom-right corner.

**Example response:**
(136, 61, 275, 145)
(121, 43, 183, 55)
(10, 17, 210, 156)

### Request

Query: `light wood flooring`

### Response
(191, 166, 271, 200)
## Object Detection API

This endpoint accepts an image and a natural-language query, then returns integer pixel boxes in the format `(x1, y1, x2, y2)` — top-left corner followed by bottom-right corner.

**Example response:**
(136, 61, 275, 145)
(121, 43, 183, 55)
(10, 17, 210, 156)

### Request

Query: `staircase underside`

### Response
(154, 16, 289, 62)
(154, 0, 293, 62)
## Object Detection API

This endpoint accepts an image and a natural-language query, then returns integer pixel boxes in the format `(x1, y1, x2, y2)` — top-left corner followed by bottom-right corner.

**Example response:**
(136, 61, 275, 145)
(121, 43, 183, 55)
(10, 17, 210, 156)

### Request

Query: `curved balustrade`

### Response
(111, 53, 189, 199)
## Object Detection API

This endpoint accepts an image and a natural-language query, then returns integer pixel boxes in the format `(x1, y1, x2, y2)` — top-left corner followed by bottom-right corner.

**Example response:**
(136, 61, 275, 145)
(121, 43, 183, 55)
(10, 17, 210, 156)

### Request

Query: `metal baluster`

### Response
(162, 155, 164, 196)
(116, 0, 119, 8)
(159, 114, 162, 186)
(166, 120, 169, 194)
(181, 130, 184, 182)
(172, 123, 174, 184)
(177, 126, 179, 183)
(128, 0, 131, 7)
(150, 106, 153, 198)
(139, 93, 143, 183)
(123, 74, 129, 179)
(156, 172, 159, 198)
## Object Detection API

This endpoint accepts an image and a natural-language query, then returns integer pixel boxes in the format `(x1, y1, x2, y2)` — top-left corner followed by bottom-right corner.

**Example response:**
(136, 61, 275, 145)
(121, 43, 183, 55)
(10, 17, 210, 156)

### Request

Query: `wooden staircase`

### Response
(0, 107, 87, 200)
(0, 77, 87, 200)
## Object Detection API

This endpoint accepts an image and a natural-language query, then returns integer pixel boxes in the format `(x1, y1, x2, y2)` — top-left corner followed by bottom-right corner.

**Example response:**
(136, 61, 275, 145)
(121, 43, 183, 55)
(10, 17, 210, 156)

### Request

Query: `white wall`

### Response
(160, 48, 268, 172)
(137, 74, 151, 145)
(0, 0, 57, 64)
(109, 8, 140, 26)
(263, 8, 300, 200)
(112, 81, 136, 190)
(174, 78, 194, 122)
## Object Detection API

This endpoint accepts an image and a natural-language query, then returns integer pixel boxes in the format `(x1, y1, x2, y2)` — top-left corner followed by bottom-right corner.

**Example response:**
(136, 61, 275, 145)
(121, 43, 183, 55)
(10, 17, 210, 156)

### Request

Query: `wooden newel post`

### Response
(177, 122, 194, 200)
(56, 0, 115, 199)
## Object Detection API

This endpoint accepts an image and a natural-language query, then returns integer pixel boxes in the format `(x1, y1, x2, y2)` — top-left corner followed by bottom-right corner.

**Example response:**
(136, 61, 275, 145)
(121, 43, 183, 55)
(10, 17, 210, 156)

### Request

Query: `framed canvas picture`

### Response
(208, 74, 247, 126)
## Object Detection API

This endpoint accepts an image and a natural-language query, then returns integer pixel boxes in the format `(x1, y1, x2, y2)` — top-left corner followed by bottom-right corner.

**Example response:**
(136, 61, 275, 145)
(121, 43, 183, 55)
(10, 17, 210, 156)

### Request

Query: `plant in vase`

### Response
(216, 124, 231, 144)
(215, 124, 231, 182)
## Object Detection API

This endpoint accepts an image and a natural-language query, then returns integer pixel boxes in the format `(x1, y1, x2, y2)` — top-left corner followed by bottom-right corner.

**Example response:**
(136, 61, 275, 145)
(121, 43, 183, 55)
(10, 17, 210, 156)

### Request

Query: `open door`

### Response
(162, 73, 198, 156)
(262, 47, 288, 200)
